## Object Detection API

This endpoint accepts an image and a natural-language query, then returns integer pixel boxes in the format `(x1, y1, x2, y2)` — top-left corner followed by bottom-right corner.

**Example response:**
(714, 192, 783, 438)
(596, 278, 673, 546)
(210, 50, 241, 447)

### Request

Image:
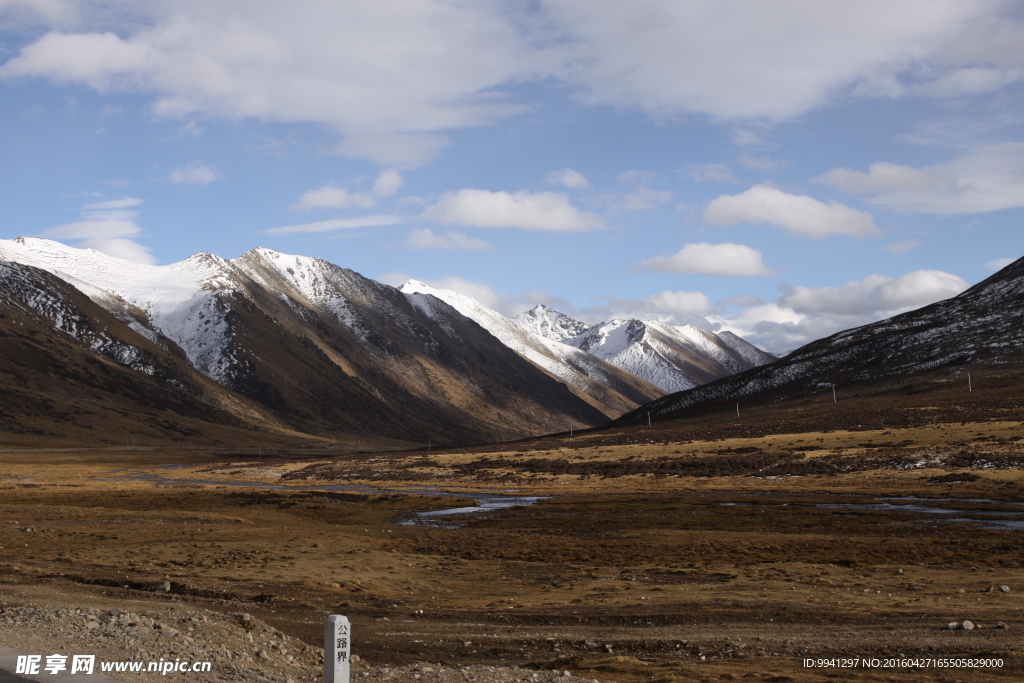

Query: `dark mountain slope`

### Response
(615, 256, 1024, 426)
(0, 261, 293, 444)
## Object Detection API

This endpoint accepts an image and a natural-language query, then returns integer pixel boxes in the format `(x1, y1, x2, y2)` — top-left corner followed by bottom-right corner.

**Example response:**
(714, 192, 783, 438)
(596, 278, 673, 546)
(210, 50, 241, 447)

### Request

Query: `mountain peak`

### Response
(513, 304, 591, 343)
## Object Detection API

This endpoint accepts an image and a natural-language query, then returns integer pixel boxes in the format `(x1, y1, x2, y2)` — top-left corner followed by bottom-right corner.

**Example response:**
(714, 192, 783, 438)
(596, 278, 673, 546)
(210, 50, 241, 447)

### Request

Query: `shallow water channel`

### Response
(108, 469, 1024, 530)
(717, 494, 1024, 530)
(105, 470, 541, 527)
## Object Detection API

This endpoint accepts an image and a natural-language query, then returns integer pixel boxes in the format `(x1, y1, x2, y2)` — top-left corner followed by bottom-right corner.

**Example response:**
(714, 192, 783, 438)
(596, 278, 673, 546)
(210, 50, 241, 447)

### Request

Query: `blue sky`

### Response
(2, 1, 1024, 352)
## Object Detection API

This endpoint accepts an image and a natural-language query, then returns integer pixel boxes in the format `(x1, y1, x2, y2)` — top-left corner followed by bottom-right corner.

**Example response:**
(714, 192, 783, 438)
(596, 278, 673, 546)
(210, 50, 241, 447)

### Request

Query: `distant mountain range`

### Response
(0, 237, 776, 445)
(616, 255, 1024, 426)
(514, 304, 777, 392)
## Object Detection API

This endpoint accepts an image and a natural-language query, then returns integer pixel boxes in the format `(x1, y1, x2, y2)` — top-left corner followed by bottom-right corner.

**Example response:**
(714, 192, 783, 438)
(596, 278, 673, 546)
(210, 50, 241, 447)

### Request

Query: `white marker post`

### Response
(325, 615, 351, 683)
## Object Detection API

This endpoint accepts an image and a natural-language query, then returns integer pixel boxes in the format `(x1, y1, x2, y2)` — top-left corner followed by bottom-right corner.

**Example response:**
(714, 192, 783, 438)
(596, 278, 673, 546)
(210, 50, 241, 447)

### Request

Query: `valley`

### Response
(1, 374, 1021, 683)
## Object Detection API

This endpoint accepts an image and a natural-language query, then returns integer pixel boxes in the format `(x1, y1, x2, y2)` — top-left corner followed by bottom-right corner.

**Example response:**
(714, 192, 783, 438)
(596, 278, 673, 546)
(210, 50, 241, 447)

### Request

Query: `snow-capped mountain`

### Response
(565, 318, 777, 393)
(512, 305, 776, 393)
(617, 254, 1024, 425)
(399, 281, 664, 417)
(0, 259, 287, 443)
(0, 237, 610, 443)
(514, 304, 591, 342)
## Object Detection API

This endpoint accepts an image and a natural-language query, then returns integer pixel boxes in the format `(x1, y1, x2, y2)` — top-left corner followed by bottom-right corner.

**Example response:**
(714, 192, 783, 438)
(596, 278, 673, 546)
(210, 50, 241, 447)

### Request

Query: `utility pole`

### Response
(736, 403, 739, 418)
(647, 412, 651, 426)
(833, 386, 837, 403)
(968, 372, 972, 392)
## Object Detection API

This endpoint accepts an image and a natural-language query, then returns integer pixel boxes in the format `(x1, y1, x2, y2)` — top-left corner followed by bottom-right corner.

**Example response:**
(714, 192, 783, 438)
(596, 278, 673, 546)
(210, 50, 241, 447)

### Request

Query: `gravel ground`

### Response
(0, 603, 604, 683)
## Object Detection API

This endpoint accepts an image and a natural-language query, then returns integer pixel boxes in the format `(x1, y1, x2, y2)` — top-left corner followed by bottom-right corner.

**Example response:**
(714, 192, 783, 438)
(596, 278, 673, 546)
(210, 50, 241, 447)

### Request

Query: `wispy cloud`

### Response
(264, 214, 404, 235)
(546, 168, 590, 189)
(290, 184, 374, 211)
(813, 143, 1024, 214)
(168, 161, 222, 185)
(422, 189, 603, 231)
(42, 197, 154, 264)
(403, 228, 493, 251)
(881, 239, 923, 254)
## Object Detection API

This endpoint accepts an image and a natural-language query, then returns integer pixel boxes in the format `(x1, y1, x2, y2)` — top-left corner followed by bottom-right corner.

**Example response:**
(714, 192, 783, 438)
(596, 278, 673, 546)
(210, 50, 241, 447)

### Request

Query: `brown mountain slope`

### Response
(0, 241, 610, 445)
(0, 261, 301, 447)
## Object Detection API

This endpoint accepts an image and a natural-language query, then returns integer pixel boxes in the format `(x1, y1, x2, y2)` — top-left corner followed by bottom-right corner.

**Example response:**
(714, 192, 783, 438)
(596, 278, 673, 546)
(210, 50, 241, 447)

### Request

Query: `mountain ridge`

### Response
(614, 254, 1024, 426)
(0, 238, 608, 444)
(513, 304, 777, 393)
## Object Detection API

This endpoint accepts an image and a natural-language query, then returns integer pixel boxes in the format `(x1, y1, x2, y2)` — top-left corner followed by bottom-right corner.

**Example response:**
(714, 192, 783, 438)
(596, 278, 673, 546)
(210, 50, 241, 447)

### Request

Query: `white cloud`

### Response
(813, 143, 1024, 214)
(645, 290, 716, 315)
(543, 0, 994, 119)
(0, 3, 536, 166)
(581, 290, 715, 325)
(984, 257, 1016, 271)
(616, 187, 673, 212)
(168, 161, 221, 185)
(403, 228, 493, 251)
(680, 163, 739, 183)
(41, 196, 154, 264)
(422, 189, 603, 231)
(712, 269, 968, 352)
(546, 168, 589, 189)
(704, 184, 880, 238)
(737, 154, 789, 171)
(779, 270, 968, 318)
(264, 214, 403, 235)
(333, 132, 450, 168)
(616, 170, 654, 185)
(638, 242, 774, 276)
(290, 184, 374, 211)
(372, 169, 403, 197)
(0, 0, 1015, 164)
(718, 293, 764, 308)
(881, 239, 923, 254)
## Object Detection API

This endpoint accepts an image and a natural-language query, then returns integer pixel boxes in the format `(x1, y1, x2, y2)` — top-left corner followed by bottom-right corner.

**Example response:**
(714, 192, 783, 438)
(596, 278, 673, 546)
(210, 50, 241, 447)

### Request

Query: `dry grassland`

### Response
(1, 417, 1022, 682)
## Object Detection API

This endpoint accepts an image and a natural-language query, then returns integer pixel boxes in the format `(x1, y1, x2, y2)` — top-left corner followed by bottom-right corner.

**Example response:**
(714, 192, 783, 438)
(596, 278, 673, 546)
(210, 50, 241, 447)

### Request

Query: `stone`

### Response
(257, 649, 269, 660)
(151, 580, 172, 593)
(962, 620, 975, 630)
(947, 622, 959, 630)
(996, 621, 1009, 629)
(1000, 585, 1010, 593)
(325, 614, 350, 683)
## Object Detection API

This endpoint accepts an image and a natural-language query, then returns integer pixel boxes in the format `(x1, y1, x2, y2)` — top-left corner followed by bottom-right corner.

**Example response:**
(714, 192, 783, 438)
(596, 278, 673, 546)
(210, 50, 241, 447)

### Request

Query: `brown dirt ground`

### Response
(1, 416, 1023, 682)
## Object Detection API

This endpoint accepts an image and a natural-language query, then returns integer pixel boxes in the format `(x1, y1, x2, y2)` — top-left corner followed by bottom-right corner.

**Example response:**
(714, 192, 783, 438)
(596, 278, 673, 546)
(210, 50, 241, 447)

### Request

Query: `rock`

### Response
(84, 621, 100, 630)
(947, 622, 959, 630)
(962, 620, 975, 630)
(420, 667, 434, 673)
(895, 568, 903, 574)
(151, 580, 171, 593)
(996, 622, 1009, 629)
(1000, 585, 1011, 593)
(257, 649, 269, 660)
(562, 671, 572, 677)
